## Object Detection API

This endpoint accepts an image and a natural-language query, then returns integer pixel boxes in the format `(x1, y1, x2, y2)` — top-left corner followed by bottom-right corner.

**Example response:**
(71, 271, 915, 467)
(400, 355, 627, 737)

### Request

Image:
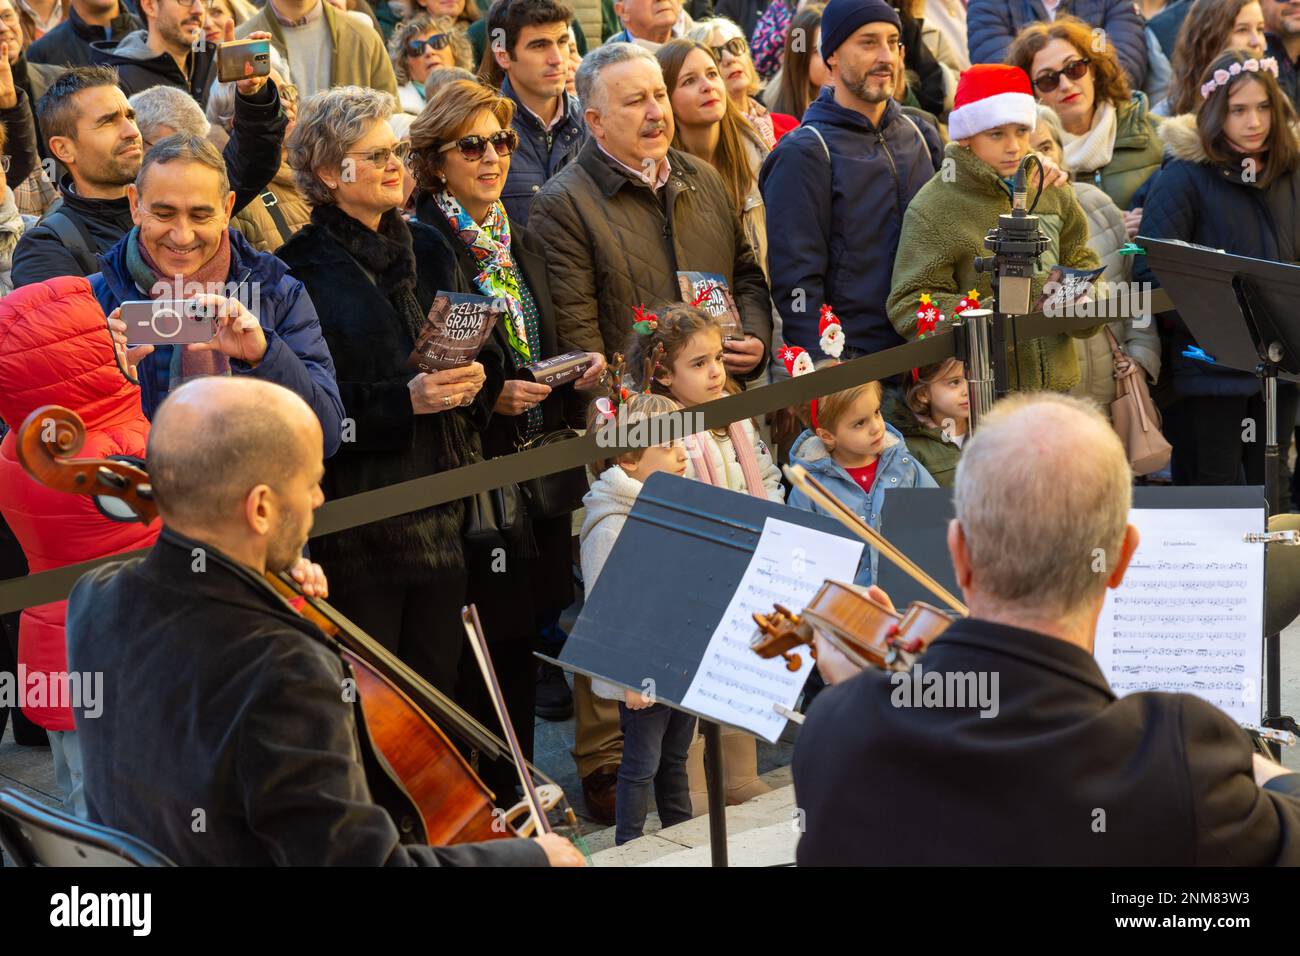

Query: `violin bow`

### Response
(461, 605, 552, 836)
(784, 463, 968, 616)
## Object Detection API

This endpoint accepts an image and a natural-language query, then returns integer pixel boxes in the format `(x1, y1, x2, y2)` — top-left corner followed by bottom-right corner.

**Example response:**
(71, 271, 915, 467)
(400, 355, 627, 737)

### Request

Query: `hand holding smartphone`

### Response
(119, 299, 219, 346)
(217, 37, 271, 84)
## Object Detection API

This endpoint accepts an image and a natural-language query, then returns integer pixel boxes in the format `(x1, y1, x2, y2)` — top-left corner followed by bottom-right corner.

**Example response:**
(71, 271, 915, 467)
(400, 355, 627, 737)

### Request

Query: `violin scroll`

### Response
(751, 604, 816, 672)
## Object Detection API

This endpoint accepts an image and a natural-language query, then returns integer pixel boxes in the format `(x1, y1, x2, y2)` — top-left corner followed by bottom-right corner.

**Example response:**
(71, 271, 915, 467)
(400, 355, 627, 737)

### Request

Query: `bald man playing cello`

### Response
(66, 377, 584, 867)
(794, 393, 1300, 866)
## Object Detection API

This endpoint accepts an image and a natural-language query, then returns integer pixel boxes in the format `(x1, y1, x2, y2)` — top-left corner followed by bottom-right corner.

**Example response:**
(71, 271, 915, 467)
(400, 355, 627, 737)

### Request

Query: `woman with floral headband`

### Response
(1135, 49, 1300, 496)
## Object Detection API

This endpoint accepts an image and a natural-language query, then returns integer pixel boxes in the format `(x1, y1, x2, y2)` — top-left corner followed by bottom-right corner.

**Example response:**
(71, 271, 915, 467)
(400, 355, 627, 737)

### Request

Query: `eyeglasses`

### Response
(1033, 56, 1091, 93)
(169, 0, 206, 9)
(346, 142, 411, 168)
(710, 37, 749, 62)
(407, 33, 452, 56)
(437, 129, 519, 160)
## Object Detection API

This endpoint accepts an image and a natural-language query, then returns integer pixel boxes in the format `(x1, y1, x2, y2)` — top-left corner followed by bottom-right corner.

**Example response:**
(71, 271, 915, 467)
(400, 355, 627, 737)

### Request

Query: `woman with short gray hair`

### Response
(389, 14, 470, 116)
(277, 85, 494, 697)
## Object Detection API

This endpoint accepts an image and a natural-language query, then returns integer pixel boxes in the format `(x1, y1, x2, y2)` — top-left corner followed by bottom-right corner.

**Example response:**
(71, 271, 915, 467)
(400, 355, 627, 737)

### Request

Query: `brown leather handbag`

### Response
(1105, 328, 1172, 475)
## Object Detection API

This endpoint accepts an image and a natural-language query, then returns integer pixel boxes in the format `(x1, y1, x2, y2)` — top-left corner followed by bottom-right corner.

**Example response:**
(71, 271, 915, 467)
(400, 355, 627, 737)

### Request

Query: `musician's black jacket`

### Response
(65, 527, 548, 867)
(793, 617, 1300, 865)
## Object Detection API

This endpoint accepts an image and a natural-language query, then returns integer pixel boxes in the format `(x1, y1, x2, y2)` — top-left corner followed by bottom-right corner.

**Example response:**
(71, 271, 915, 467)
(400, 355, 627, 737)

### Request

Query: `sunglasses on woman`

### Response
(438, 129, 519, 160)
(1033, 56, 1091, 93)
(407, 33, 452, 56)
(710, 37, 749, 62)
(347, 142, 411, 168)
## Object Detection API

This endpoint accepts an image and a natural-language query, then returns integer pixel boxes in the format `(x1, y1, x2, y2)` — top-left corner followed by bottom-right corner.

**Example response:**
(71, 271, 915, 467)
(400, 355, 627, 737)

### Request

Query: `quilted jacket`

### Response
(0, 277, 160, 731)
(528, 139, 773, 376)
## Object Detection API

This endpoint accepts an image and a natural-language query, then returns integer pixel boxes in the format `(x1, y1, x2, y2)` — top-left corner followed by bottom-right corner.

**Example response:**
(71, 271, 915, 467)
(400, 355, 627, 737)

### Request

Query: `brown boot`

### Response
(581, 765, 618, 826)
(722, 727, 770, 805)
(685, 733, 708, 817)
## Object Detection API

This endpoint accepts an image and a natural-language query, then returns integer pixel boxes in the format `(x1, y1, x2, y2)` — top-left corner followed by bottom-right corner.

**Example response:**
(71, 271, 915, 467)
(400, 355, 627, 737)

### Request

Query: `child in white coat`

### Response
(579, 393, 695, 845)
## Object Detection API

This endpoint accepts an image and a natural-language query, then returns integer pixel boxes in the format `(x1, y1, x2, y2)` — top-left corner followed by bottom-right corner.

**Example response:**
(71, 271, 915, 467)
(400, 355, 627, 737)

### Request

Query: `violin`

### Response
(752, 581, 951, 673)
(750, 464, 967, 674)
(16, 404, 572, 845)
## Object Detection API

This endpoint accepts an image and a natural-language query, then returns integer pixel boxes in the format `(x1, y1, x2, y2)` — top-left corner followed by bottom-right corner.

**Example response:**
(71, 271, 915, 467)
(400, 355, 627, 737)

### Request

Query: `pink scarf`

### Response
(686, 423, 766, 497)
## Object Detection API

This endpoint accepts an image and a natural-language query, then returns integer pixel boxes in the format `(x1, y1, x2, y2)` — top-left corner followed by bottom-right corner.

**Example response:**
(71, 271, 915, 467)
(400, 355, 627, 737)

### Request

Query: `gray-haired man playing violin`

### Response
(793, 393, 1300, 866)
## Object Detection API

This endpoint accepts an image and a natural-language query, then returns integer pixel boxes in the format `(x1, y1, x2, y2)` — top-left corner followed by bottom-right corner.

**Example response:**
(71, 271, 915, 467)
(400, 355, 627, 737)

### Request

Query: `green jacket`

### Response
(237, 2, 397, 97)
(882, 388, 962, 488)
(887, 142, 1102, 393)
(1071, 92, 1163, 212)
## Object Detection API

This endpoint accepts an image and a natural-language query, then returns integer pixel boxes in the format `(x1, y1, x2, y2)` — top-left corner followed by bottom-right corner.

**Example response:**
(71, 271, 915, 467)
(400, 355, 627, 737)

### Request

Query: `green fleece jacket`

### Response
(881, 387, 962, 488)
(887, 142, 1102, 393)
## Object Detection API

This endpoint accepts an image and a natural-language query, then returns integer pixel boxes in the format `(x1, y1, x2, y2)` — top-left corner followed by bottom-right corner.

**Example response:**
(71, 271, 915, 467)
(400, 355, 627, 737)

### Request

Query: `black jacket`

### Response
(65, 527, 548, 866)
(276, 211, 499, 585)
(28, 3, 143, 69)
(11, 81, 285, 287)
(90, 28, 217, 106)
(0, 88, 40, 192)
(417, 194, 578, 637)
(793, 617, 1300, 865)
(1133, 114, 1300, 399)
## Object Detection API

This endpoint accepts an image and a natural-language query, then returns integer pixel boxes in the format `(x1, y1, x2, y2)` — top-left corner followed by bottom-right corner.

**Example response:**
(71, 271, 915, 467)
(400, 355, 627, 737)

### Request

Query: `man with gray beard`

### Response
(793, 393, 1300, 865)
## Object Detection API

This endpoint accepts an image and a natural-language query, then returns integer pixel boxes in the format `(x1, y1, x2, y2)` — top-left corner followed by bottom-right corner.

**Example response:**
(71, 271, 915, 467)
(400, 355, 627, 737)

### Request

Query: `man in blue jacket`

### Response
(96, 133, 344, 457)
(488, 0, 586, 225)
(759, 0, 939, 361)
(967, 0, 1147, 88)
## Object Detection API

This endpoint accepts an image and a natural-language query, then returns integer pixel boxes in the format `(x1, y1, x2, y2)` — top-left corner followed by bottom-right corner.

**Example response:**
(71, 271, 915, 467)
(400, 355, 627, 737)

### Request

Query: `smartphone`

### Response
(216, 38, 271, 84)
(121, 299, 218, 346)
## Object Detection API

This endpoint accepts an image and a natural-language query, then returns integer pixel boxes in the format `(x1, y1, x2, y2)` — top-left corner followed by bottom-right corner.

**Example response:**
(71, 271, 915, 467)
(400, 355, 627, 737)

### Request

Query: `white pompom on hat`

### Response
(948, 64, 1039, 142)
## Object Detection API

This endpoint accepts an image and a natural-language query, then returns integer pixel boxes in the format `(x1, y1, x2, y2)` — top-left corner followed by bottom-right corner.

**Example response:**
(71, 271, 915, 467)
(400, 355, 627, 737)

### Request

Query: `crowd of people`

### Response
(0, 0, 1297, 866)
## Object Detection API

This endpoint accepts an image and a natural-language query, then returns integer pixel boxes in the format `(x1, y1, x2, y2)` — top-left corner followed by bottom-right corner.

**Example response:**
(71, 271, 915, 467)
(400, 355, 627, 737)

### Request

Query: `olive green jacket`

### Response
(882, 388, 962, 488)
(887, 142, 1102, 393)
(1070, 92, 1163, 211)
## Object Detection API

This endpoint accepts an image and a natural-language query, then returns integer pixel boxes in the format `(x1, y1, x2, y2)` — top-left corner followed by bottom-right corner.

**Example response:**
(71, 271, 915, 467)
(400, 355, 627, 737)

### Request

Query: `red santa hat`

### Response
(947, 64, 1038, 142)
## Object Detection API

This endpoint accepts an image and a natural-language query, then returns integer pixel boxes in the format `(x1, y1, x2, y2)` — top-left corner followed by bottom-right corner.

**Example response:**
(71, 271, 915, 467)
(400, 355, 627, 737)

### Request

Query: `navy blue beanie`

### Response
(819, 0, 902, 60)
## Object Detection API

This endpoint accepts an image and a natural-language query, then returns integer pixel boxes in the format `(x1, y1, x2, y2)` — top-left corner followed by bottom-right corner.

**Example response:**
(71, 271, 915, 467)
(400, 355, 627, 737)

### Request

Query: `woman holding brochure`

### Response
(408, 78, 606, 801)
(278, 85, 493, 698)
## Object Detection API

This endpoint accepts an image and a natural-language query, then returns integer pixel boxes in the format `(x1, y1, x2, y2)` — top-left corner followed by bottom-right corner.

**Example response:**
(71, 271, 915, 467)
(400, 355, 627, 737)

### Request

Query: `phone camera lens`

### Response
(150, 307, 182, 338)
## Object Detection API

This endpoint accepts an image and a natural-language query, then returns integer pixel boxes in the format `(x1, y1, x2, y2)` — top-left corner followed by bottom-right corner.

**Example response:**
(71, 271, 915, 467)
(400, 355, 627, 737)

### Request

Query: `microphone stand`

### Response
(968, 156, 1050, 421)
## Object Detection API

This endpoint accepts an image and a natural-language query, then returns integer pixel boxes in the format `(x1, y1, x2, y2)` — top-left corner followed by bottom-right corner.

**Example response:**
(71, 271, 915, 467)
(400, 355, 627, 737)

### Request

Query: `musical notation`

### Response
(679, 518, 865, 742)
(1094, 508, 1265, 726)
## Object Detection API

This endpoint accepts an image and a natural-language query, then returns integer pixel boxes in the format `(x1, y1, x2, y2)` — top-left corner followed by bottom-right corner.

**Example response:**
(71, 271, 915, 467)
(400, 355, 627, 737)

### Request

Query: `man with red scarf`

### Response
(94, 132, 345, 456)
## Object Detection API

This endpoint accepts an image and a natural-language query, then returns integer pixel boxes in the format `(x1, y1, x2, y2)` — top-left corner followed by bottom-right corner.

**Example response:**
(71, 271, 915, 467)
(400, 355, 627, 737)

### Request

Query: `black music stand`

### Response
(542, 472, 862, 866)
(1139, 238, 1300, 737)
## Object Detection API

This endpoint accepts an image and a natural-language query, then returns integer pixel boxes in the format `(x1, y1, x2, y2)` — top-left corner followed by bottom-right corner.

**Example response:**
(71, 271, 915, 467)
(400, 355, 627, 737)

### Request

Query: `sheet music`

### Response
(1094, 508, 1264, 724)
(679, 517, 865, 742)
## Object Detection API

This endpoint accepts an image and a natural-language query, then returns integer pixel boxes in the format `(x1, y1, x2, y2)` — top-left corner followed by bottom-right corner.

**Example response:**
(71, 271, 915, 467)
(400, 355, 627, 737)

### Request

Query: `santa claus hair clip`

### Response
(779, 345, 822, 430)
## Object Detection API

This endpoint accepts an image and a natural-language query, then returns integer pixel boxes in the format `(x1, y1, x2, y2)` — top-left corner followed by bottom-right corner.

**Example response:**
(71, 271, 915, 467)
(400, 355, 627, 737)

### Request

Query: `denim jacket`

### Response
(786, 423, 936, 584)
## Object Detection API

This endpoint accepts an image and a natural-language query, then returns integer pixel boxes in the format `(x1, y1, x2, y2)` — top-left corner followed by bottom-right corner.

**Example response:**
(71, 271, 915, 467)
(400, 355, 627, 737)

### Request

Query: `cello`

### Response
(15, 403, 575, 845)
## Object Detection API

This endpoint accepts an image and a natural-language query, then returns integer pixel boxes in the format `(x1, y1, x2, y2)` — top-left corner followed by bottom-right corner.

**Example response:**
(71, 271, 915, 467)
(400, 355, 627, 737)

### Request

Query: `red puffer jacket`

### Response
(0, 276, 159, 731)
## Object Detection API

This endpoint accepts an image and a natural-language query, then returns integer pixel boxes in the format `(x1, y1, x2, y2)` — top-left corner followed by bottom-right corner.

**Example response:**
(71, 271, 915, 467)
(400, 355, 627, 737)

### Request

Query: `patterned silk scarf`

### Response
(432, 190, 531, 363)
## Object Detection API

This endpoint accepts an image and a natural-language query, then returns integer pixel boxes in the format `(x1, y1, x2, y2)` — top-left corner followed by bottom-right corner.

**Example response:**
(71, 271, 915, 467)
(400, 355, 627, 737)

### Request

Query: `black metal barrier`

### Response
(0, 289, 1171, 614)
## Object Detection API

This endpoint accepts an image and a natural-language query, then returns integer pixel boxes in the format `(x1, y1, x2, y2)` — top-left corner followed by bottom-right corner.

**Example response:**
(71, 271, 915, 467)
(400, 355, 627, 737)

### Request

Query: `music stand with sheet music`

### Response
(1137, 238, 1300, 739)
(543, 473, 865, 866)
